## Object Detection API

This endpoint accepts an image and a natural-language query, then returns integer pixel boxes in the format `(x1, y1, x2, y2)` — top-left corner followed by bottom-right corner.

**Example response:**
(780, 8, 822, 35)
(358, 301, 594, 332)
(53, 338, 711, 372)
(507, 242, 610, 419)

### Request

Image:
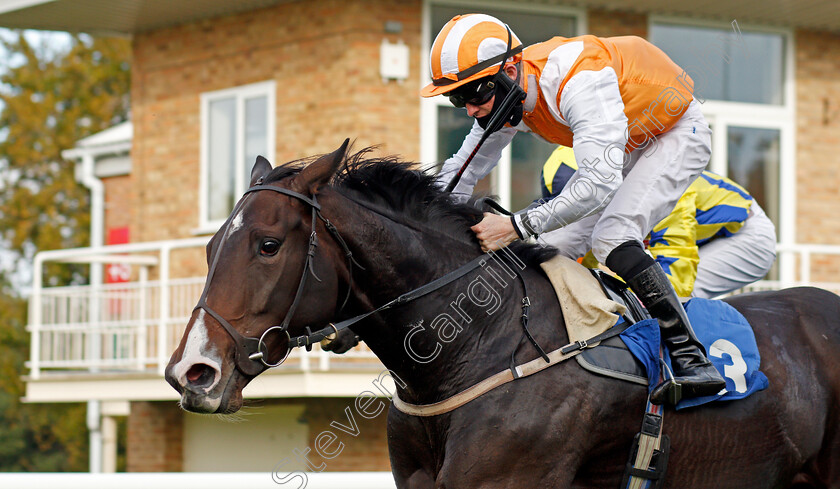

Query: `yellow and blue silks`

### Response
(540, 146, 754, 297)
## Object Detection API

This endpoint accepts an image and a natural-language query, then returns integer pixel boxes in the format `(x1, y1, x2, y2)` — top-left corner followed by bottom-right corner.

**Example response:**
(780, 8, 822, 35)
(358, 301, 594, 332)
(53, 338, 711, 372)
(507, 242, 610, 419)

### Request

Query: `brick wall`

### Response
(116, 2, 840, 283)
(130, 0, 423, 248)
(123, 1, 651, 262)
(587, 8, 648, 39)
(302, 397, 391, 471)
(103, 175, 132, 236)
(127, 401, 183, 472)
(795, 29, 840, 281)
(125, 398, 391, 472)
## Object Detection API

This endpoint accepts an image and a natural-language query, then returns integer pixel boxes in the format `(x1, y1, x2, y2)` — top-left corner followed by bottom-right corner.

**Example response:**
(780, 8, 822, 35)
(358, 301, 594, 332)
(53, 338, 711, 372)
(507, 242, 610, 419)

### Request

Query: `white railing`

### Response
(704, 244, 840, 297)
(26, 238, 381, 380)
(0, 472, 397, 489)
(775, 243, 840, 294)
(26, 240, 840, 379)
(738, 244, 840, 297)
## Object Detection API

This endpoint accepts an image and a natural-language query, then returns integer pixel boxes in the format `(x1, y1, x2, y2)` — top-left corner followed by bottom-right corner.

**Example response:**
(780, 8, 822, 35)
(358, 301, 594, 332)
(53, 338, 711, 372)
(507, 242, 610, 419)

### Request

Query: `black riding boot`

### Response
(626, 263, 726, 405)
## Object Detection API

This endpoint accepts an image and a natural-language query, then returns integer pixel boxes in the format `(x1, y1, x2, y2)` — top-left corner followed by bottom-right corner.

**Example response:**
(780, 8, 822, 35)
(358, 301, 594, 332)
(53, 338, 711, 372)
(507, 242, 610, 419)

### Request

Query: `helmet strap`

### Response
(443, 25, 526, 193)
(476, 25, 526, 130)
(476, 63, 526, 130)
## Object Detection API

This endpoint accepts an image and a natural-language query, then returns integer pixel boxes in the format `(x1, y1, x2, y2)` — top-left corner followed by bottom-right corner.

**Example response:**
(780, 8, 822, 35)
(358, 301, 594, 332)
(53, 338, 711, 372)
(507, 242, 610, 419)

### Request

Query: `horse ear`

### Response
(296, 138, 350, 194)
(250, 155, 273, 187)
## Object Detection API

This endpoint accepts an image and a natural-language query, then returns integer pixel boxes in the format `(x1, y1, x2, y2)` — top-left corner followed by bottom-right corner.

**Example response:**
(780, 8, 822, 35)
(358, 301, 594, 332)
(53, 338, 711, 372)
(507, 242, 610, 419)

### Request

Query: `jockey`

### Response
(540, 146, 778, 299)
(422, 13, 726, 404)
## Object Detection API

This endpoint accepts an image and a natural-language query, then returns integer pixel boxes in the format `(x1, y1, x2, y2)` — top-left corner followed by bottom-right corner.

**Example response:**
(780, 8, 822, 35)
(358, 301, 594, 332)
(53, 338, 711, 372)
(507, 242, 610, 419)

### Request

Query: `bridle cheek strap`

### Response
(193, 191, 267, 376)
(193, 183, 357, 377)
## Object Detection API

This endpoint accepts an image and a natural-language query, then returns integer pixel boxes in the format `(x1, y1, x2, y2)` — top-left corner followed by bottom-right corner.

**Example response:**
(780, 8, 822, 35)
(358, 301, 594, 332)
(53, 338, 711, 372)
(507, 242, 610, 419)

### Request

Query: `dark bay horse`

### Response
(166, 140, 840, 488)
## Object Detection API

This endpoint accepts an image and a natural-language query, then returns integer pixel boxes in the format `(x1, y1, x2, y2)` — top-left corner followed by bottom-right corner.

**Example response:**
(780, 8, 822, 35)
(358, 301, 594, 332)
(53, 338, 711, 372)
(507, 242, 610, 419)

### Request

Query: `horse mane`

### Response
(263, 148, 557, 267)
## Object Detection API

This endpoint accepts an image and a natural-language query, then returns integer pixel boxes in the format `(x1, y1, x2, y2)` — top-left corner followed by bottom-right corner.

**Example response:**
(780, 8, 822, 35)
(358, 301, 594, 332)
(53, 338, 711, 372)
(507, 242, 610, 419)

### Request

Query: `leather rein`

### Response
(193, 180, 627, 417)
(194, 180, 526, 377)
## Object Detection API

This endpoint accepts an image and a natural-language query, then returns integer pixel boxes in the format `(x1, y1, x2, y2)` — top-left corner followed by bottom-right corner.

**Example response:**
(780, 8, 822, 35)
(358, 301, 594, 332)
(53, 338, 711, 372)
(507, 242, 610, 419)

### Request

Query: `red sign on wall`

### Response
(106, 227, 130, 284)
(106, 227, 130, 317)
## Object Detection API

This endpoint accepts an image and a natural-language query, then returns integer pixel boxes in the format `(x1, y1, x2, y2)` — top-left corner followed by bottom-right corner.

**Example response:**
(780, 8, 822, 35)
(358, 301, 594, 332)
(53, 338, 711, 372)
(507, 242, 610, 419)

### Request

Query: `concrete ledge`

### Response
(24, 368, 397, 403)
(0, 472, 396, 489)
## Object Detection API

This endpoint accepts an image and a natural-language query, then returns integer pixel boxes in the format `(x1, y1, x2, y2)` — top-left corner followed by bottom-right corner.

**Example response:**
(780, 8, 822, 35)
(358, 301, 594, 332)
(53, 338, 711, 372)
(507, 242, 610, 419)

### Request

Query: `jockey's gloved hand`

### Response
(321, 328, 360, 354)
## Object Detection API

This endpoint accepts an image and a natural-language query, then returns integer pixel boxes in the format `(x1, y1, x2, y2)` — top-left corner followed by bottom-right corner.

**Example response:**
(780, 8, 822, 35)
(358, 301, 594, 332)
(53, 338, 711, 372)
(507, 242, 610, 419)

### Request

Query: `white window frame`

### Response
(650, 17, 795, 280)
(197, 80, 276, 232)
(420, 0, 586, 209)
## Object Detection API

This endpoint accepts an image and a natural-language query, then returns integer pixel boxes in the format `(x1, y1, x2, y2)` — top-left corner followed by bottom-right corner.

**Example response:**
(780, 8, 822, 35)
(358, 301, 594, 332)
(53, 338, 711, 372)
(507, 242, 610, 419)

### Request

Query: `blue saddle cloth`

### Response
(619, 297, 769, 410)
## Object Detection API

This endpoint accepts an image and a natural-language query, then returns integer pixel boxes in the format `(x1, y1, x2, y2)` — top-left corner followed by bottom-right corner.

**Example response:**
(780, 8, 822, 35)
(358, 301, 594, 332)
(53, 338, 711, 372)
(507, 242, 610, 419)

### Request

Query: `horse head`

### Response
(165, 140, 351, 413)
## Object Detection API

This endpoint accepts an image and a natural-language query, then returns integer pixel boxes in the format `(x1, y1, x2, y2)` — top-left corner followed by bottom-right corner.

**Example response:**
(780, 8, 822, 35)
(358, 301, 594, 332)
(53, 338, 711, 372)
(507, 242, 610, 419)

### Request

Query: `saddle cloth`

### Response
(540, 255, 649, 385)
(631, 298, 770, 410)
(540, 255, 770, 409)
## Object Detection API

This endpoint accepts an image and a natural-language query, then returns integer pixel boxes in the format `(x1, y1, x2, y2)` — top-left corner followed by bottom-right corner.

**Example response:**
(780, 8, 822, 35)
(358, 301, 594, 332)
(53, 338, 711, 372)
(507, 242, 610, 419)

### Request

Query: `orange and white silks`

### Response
(437, 34, 702, 239)
(519, 35, 694, 151)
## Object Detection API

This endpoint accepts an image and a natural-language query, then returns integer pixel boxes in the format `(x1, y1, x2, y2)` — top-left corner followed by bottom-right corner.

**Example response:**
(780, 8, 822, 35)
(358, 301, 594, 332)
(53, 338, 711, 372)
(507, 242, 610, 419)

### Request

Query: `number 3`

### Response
(709, 339, 748, 394)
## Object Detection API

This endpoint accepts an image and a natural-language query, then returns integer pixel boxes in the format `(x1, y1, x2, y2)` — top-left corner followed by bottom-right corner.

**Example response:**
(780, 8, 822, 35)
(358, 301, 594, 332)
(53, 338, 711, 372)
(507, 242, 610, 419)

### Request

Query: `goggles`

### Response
(448, 76, 497, 108)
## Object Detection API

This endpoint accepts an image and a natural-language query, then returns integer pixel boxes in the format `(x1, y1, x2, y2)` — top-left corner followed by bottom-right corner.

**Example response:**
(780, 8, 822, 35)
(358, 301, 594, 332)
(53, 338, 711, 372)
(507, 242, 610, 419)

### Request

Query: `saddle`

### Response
(581, 270, 651, 385)
(539, 256, 768, 489)
(540, 255, 769, 408)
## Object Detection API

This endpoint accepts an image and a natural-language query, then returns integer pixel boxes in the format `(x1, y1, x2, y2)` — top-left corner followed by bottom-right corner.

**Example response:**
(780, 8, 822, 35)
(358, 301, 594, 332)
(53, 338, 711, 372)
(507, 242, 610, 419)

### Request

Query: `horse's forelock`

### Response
(262, 161, 305, 184)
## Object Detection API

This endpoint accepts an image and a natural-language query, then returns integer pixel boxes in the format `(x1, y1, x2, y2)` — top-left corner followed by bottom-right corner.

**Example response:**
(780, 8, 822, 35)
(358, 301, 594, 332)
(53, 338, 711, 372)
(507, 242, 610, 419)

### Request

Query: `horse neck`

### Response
(322, 191, 545, 404)
(322, 189, 476, 305)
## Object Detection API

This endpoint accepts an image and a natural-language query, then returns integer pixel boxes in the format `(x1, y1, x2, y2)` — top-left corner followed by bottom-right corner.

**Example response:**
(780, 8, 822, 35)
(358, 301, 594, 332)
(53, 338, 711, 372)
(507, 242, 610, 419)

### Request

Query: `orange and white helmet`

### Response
(421, 14, 522, 98)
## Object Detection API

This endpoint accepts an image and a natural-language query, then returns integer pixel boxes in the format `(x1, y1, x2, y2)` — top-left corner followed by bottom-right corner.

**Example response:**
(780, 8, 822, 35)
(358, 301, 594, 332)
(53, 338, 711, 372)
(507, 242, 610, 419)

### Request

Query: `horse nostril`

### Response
(185, 363, 216, 388)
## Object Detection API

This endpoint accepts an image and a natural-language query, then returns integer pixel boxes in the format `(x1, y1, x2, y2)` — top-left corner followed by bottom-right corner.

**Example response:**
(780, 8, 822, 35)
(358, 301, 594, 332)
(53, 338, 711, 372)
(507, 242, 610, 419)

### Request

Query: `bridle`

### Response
(194, 178, 360, 376)
(194, 179, 543, 378)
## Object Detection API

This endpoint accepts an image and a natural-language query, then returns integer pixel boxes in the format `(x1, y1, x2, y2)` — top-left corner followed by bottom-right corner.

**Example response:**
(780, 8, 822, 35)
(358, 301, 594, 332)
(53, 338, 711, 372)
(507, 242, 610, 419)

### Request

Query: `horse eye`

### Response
(260, 238, 281, 256)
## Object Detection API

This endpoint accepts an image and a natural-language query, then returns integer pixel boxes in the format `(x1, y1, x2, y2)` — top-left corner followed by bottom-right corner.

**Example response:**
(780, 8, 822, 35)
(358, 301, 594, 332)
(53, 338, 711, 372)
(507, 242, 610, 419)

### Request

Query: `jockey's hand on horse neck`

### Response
(471, 212, 519, 252)
(321, 328, 360, 354)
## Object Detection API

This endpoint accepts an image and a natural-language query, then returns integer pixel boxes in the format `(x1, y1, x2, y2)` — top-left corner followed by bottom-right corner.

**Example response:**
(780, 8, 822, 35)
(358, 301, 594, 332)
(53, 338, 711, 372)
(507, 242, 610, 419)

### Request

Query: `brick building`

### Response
(3, 0, 840, 474)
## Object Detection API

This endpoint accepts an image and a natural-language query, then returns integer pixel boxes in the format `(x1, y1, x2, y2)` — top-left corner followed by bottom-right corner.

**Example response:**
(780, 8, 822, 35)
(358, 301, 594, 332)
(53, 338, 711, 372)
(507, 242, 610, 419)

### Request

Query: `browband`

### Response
(244, 184, 321, 209)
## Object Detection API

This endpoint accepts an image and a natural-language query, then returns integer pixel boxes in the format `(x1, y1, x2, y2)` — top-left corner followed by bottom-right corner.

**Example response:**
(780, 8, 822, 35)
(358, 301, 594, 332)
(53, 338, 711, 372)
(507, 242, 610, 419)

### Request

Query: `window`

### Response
(650, 21, 791, 233)
(422, 2, 582, 209)
(651, 20, 793, 280)
(651, 23, 785, 105)
(727, 126, 781, 226)
(200, 81, 276, 229)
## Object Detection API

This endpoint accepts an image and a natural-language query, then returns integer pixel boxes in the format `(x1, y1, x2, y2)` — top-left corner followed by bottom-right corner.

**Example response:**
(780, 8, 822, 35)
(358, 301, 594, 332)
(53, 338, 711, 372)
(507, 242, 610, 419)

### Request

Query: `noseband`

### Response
(194, 179, 359, 376)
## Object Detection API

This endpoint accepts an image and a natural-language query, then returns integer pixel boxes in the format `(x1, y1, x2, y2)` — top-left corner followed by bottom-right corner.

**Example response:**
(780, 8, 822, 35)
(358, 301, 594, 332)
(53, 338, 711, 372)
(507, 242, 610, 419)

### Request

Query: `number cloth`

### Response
(620, 297, 769, 410)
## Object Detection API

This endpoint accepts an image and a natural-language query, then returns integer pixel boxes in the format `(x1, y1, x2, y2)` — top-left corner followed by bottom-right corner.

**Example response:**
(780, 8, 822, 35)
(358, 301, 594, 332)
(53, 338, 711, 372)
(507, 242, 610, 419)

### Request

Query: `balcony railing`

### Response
(26, 239, 840, 379)
(26, 238, 382, 380)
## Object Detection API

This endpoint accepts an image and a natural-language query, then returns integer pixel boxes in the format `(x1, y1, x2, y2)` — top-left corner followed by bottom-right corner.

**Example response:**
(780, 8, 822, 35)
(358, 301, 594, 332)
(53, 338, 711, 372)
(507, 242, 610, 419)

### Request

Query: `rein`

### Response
(197, 178, 570, 416)
(195, 180, 514, 377)
(289, 253, 491, 349)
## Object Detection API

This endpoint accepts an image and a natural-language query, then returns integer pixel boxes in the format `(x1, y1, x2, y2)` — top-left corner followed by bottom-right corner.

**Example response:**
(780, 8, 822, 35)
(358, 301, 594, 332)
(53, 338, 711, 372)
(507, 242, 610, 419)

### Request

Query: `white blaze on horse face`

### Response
(172, 309, 223, 399)
(227, 210, 244, 238)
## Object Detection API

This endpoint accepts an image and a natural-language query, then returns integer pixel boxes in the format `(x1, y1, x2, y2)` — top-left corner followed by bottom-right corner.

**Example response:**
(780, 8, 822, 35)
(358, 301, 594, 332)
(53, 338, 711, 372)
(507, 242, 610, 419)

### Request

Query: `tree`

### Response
(0, 31, 131, 471)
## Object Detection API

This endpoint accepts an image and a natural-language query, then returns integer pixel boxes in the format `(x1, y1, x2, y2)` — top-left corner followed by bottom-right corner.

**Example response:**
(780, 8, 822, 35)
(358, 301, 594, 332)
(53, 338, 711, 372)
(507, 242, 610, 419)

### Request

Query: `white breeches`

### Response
(692, 203, 777, 299)
(539, 100, 713, 264)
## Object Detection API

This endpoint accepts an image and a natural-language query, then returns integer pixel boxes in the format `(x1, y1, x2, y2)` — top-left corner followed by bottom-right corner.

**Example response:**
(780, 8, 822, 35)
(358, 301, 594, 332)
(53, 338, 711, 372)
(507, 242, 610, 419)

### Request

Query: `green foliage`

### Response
(0, 276, 89, 471)
(0, 32, 131, 284)
(0, 31, 131, 472)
